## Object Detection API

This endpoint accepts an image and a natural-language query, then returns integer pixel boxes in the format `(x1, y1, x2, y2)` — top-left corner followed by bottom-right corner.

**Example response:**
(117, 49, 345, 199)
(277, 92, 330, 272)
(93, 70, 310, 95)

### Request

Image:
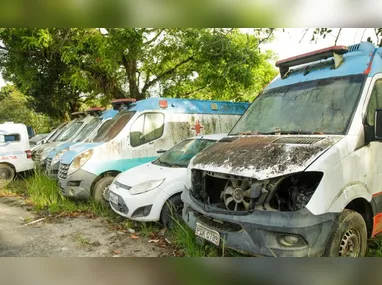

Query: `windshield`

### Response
(92, 111, 135, 142)
(56, 121, 83, 142)
(72, 117, 102, 142)
(230, 74, 366, 135)
(48, 124, 67, 142)
(153, 138, 216, 168)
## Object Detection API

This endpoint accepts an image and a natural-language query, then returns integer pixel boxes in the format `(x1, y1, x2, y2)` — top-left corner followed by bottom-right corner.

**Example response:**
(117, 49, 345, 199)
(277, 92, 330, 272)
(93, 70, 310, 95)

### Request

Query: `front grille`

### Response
(110, 195, 129, 215)
(58, 163, 70, 180)
(193, 210, 242, 232)
(46, 158, 53, 169)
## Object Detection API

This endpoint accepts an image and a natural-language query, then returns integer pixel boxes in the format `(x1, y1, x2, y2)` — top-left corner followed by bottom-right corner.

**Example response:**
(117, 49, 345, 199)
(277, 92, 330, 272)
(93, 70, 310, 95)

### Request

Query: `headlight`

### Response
(68, 149, 94, 175)
(41, 147, 53, 161)
(129, 179, 165, 195)
(52, 148, 69, 165)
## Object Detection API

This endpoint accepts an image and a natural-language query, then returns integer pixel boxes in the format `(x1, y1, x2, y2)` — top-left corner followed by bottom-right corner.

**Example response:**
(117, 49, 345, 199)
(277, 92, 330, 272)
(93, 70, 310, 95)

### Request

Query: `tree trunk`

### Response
(122, 54, 144, 100)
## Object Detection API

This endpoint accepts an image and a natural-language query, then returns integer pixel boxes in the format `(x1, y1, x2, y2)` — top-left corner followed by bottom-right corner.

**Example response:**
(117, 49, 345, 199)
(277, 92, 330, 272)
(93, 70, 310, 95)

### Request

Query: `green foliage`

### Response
(0, 84, 56, 133)
(0, 28, 278, 120)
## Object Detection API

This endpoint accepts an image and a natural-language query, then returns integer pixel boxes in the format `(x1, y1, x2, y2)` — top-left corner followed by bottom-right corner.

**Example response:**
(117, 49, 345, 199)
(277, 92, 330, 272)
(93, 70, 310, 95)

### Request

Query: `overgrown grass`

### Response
(366, 235, 382, 257)
(4, 171, 382, 257)
(2, 170, 115, 218)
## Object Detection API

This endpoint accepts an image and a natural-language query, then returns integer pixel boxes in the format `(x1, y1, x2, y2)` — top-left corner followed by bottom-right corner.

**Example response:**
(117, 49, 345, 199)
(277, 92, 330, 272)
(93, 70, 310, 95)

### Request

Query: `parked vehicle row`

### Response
(3, 41, 382, 257)
(31, 97, 249, 233)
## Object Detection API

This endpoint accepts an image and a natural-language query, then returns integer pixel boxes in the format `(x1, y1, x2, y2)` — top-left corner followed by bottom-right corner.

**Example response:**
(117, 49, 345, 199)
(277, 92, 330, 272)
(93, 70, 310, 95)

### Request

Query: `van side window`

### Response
(0, 134, 21, 142)
(366, 80, 382, 126)
(130, 113, 164, 147)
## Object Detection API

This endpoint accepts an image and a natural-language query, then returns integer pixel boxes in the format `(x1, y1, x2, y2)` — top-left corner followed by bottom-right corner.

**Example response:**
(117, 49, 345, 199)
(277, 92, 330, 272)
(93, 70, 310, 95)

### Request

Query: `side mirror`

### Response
(375, 109, 382, 140)
(157, 149, 167, 154)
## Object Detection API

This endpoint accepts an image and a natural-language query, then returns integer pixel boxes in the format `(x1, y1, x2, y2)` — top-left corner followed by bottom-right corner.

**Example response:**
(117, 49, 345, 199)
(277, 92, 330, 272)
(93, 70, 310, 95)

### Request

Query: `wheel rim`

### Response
(173, 201, 183, 218)
(338, 228, 361, 257)
(102, 186, 111, 202)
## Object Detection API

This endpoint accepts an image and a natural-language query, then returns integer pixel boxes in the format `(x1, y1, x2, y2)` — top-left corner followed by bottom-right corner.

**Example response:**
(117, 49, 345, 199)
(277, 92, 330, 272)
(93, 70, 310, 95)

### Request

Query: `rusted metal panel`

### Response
(191, 135, 343, 180)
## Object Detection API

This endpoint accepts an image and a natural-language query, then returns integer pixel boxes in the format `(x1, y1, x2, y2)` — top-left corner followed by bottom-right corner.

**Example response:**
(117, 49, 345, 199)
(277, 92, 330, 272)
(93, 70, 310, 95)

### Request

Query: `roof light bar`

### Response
(70, 111, 86, 118)
(275, 45, 349, 78)
(111, 98, 137, 111)
(86, 107, 105, 116)
(86, 107, 105, 112)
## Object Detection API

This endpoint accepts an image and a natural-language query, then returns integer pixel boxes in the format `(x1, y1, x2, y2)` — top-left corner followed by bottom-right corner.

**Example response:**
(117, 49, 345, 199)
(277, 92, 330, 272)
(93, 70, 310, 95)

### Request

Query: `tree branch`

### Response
(141, 55, 194, 95)
(334, 28, 342, 45)
(144, 29, 164, 45)
(258, 28, 275, 46)
(299, 29, 309, 43)
(58, 29, 71, 49)
(181, 83, 211, 97)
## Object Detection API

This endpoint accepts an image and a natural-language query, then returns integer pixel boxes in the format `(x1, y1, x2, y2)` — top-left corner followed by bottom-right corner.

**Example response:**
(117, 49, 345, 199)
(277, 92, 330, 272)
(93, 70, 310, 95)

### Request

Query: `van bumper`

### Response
(58, 169, 97, 200)
(46, 162, 59, 181)
(181, 190, 338, 257)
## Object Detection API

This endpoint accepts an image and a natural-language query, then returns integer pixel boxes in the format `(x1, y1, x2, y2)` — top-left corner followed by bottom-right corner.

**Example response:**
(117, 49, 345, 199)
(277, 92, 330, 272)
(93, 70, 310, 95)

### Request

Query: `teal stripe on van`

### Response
(84, 156, 158, 176)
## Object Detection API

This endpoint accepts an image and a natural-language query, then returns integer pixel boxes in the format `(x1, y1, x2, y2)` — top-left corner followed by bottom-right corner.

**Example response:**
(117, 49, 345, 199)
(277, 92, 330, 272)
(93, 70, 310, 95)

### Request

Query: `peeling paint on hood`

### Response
(190, 135, 343, 180)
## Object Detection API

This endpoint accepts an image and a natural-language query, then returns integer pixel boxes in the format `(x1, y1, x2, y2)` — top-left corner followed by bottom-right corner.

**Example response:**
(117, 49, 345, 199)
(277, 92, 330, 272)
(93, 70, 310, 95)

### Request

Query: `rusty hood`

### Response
(190, 135, 343, 180)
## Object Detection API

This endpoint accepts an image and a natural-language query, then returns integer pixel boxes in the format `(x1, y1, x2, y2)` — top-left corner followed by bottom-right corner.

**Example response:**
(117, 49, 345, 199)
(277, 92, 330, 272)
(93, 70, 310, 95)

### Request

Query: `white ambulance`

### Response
(0, 122, 34, 188)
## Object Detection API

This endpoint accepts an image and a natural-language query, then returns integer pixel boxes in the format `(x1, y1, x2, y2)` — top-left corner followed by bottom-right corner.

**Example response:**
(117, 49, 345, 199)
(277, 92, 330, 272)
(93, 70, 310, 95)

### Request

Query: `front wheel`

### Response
(0, 164, 15, 189)
(323, 209, 367, 257)
(160, 194, 184, 228)
(92, 176, 115, 207)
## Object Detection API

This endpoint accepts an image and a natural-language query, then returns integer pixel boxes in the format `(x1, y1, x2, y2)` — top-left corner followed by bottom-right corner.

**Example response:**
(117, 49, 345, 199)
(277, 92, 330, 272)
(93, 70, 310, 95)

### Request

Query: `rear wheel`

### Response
(323, 209, 367, 257)
(0, 164, 15, 189)
(160, 194, 184, 228)
(92, 176, 115, 207)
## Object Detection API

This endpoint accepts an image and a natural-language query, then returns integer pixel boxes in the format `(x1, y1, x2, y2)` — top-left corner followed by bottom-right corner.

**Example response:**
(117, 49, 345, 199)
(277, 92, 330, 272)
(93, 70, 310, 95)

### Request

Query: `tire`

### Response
(160, 194, 184, 228)
(0, 164, 15, 189)
(92, 176, 115, 207)
(323, 209, 367, 257)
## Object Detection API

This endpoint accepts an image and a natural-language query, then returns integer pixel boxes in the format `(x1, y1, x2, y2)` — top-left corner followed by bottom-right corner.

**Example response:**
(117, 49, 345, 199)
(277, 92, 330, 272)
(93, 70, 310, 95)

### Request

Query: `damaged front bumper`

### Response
(58, 169, 96, 200)
(181, 190, 338, 257)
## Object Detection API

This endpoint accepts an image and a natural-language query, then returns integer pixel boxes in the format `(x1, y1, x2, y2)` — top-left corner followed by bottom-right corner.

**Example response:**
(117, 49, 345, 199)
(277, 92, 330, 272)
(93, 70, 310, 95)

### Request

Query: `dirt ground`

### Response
(0, 196, 174, 257)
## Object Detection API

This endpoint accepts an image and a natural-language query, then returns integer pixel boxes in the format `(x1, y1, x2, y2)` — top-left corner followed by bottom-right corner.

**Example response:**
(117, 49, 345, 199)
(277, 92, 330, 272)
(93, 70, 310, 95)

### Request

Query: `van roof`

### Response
(267, 41, 382, 90)
(101, 109, 118, 120)
(126, 98, 249, 115)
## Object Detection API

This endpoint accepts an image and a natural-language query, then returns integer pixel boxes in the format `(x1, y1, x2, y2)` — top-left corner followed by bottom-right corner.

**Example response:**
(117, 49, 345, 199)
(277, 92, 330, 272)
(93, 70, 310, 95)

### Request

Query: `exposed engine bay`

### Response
(190, 169, 323, 212)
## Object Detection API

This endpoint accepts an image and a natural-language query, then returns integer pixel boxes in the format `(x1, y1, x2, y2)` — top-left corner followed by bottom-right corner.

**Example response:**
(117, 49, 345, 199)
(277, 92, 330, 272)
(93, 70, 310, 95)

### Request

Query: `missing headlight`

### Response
(267, 172, 323, 211)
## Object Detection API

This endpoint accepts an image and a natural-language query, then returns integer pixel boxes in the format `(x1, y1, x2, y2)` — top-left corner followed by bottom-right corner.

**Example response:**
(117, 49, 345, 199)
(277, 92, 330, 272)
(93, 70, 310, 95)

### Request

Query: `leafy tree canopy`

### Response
(0, 28, 278, 119)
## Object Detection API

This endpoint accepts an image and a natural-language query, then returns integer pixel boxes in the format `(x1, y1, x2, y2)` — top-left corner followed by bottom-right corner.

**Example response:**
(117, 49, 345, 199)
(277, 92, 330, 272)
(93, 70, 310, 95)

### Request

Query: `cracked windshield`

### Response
(230, 74, 366, 135)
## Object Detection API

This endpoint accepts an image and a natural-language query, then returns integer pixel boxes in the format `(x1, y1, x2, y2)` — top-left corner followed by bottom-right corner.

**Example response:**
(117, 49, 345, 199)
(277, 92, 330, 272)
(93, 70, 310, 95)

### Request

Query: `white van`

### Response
(0, 123, 34, 187)
(32, 111, 98, 169)
(108, 133, 226, 227)
(58, 98, 249, 205)
(182, 42, 382, 257)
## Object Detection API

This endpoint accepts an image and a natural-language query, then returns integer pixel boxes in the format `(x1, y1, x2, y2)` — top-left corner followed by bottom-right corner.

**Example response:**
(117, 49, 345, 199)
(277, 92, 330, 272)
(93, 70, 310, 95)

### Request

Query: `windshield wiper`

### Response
(156, 158, 174, 168)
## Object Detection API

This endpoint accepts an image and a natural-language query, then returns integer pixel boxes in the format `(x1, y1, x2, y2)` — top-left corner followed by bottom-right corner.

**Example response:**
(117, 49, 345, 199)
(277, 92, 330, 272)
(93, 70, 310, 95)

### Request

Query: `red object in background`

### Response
(191, 120, 204, 135)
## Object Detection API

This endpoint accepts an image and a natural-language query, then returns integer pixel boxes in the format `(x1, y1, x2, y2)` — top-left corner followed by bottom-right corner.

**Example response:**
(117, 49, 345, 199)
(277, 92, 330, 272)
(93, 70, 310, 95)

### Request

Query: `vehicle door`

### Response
(124, 112, 165, 170)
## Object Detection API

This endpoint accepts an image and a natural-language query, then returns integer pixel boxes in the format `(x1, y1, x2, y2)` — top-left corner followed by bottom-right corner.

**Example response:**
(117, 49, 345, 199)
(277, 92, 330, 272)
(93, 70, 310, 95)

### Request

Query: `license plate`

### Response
(109, 191, 119, 205)
(195, 222, 220, 246)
